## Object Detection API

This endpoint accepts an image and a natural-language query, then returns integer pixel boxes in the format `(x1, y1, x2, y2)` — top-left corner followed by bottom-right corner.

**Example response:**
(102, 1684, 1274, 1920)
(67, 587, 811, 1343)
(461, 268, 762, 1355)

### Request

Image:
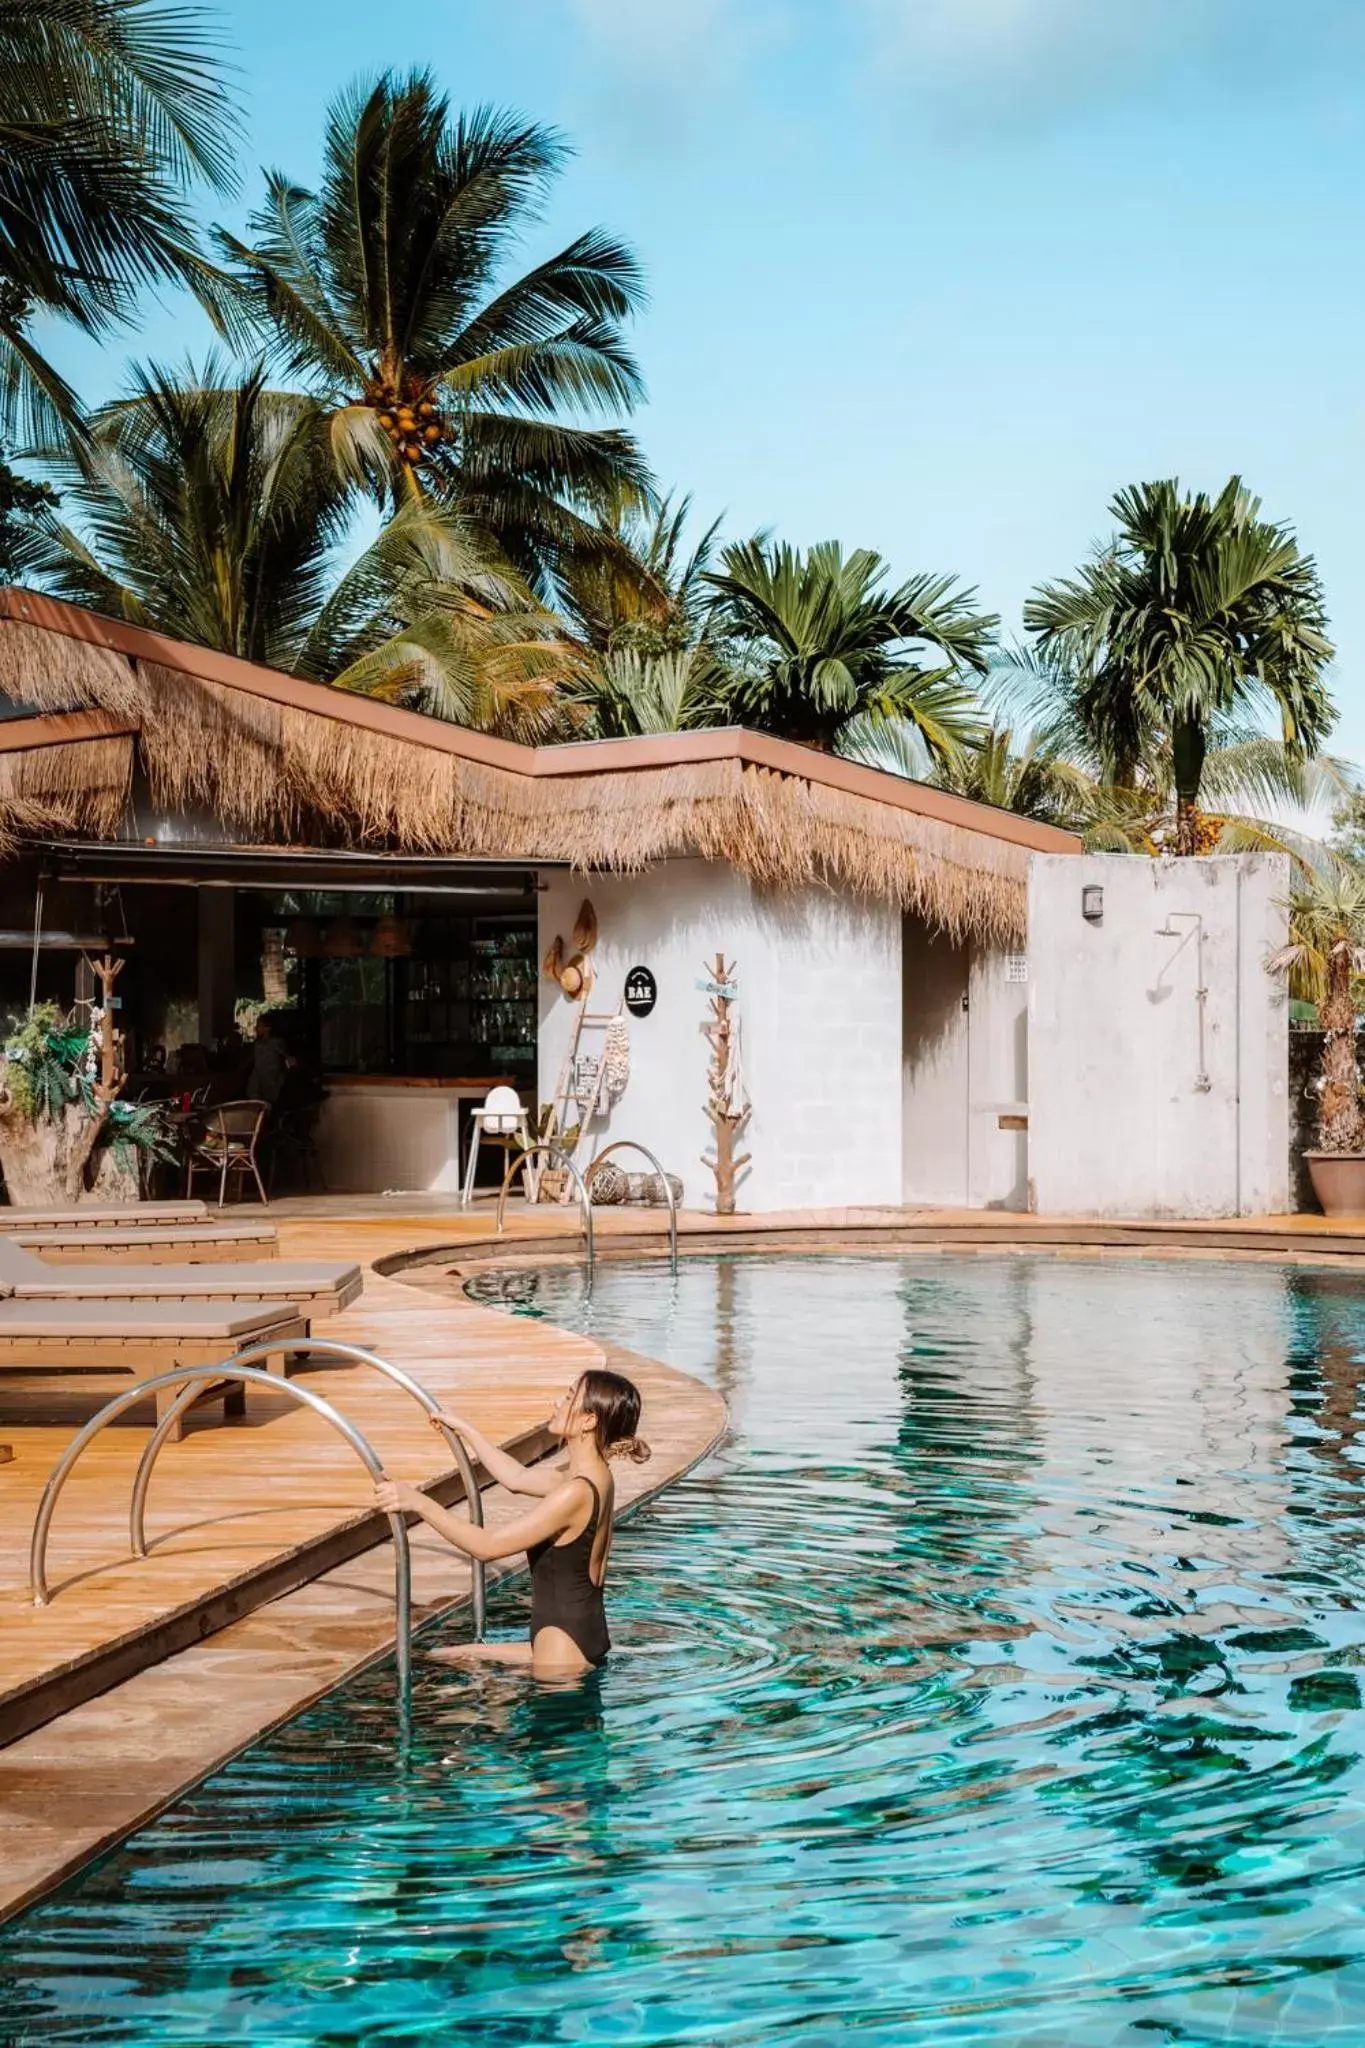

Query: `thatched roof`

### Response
(0, 589, 1078, 944)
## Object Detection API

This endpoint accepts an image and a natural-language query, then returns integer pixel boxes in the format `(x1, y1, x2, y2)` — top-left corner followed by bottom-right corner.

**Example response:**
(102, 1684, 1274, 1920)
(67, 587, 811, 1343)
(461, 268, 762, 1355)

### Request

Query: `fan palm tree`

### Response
(221, 72, 652, 601)
(561, 491, 723, 656)
(929, 724, 1098, 830)
(1270, 863, 1365, 1153)
(23, 359, 573, 738)
(566, 644, 727, 738)
(1024, 478, 1335, 854)
(701, 538, 994, 757)
(991, 638, 1351, 857)
(0, 0, 240, 439)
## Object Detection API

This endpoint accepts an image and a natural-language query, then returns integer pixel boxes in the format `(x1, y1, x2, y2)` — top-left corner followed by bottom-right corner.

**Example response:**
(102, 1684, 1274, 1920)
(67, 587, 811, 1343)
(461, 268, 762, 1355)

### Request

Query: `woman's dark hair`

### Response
(576, 1368, 651, 1464)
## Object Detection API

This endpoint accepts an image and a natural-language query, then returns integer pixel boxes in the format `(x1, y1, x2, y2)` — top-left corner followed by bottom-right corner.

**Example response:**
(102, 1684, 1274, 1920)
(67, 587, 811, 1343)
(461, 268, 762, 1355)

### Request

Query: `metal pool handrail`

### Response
(28, 1364, 415, 1704)
(584, 1141, 679, 1276)
(128, 1340, 487, 1641)
(494, 1142, 595, 1289)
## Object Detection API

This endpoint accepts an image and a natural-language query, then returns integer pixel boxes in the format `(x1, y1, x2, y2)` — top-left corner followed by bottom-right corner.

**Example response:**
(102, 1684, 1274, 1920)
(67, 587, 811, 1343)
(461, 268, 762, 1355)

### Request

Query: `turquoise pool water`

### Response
(4, 1252, 1365, 2044)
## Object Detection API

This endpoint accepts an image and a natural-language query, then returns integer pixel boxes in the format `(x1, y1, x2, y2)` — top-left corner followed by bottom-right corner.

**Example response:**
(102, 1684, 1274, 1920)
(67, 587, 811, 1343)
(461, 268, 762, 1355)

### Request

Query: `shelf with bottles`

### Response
(467, 957, 537, 1002)
(471, 997, 537, 1045)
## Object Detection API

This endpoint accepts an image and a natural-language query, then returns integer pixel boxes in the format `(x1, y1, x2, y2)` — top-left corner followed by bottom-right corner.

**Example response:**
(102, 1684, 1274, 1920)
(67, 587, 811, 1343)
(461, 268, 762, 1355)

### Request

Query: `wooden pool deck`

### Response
(2, 1194, 1363, 1923)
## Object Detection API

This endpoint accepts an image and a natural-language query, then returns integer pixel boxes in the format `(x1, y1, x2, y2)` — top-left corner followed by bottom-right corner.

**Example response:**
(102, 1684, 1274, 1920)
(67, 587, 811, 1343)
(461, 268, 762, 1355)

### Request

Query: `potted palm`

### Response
(1272, 865, 1365, 1216)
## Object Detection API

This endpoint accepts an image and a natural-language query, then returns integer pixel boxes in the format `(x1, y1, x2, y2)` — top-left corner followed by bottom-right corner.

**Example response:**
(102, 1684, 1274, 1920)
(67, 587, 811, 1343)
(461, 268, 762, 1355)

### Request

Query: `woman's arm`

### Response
(374, 1476, 584, 1562)
(428, 1411, 562, 1497)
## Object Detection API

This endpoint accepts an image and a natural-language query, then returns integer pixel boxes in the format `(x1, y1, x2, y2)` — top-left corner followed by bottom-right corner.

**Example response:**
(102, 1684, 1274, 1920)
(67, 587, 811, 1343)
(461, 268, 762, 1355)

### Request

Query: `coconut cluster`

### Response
(366, 378, 445, 468)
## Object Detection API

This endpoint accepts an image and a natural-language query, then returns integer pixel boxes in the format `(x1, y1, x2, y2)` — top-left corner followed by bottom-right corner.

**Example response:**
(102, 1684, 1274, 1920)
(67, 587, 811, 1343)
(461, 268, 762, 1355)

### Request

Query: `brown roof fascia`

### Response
(0, 587, 1080, 855)
(0, 707, 137, 752)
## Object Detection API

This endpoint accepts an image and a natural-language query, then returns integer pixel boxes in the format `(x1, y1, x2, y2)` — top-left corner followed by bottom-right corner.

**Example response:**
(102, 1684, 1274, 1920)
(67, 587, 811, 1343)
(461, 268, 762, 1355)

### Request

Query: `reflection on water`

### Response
(4, 1253, 1365, 2046)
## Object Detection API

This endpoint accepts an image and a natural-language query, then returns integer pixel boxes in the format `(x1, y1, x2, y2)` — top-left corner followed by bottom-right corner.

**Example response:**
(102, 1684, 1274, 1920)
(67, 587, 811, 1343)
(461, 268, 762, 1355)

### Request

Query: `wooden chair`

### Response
(186, 1100, 269, 1207)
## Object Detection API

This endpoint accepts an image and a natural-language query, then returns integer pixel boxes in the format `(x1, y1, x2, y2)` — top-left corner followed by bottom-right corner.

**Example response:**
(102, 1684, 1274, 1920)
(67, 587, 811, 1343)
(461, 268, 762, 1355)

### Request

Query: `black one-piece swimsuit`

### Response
(527, 1477, 610, 1666)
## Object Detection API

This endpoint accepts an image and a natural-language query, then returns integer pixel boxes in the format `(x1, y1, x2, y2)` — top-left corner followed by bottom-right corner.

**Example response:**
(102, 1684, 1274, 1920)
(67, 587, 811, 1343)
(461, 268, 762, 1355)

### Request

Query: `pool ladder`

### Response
(27, 1342, 491, 1712)
(493, 1138, 679, 1284)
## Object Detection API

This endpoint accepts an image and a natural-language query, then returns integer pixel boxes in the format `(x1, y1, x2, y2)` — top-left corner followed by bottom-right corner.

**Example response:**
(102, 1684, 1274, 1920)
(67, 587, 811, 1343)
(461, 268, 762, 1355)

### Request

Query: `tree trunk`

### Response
(0, 1095, 114, 1206)
(1318, 935, 1363, 1151)
(1172, 717, 1207, 856)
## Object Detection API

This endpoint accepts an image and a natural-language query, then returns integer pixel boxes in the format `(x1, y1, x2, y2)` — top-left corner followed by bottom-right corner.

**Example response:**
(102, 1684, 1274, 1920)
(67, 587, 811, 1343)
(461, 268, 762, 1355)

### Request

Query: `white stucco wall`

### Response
(902, 927, 1029, 1209)
(538, 861, 903, 1211)
(1028, 853, 1290, 1218)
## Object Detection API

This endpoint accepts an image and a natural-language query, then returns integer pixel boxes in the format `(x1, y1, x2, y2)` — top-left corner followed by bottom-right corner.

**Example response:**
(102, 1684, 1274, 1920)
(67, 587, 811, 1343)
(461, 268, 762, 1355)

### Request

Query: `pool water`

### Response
(5, 1252, 1365, 2045)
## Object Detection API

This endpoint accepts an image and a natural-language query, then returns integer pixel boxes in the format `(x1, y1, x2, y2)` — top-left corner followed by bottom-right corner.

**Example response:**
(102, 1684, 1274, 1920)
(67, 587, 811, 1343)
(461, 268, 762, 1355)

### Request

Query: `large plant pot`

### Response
(1305, 1152, 1365, 1218)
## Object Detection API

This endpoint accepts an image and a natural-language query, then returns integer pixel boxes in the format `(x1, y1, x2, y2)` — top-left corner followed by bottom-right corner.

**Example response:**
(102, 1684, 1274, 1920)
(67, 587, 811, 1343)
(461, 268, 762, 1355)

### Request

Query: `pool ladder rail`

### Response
(493, 1137, 679, 1283)
(27, 1341, 492, 1711)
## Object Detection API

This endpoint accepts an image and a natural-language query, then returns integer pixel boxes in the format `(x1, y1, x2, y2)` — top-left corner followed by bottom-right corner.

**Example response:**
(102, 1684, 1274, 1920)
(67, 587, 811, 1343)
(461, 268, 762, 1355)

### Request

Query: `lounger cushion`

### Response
(0, 1298, 298, 1338)
(4, 1259, 362, 1307)
(0, 1201, 208, 1230)
(18, 1223, 279, 1263)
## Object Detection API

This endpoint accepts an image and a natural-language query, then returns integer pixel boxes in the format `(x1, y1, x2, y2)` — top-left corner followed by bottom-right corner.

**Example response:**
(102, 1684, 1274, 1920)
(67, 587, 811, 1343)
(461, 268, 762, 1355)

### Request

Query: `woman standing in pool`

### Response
(373, 1368, 650, 1679)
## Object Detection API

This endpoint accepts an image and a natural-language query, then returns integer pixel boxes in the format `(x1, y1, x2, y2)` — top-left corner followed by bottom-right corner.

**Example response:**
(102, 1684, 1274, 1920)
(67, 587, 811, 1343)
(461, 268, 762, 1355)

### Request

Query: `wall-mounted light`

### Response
(1081, 884, 1104, 925)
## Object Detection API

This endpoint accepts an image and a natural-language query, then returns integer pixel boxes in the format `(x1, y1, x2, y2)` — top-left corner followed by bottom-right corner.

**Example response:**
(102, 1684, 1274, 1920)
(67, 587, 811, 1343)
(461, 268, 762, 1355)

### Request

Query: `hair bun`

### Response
(608, 1435, 652, 1465)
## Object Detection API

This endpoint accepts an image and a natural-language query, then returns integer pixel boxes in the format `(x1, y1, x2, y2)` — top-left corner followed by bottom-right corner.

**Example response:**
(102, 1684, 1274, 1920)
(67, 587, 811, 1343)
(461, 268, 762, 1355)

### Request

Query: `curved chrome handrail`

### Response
(584, 1141, 679, 1276)
(29, 1363, 415, 1702)
(129, 1340, 487, 1640)
(494, 1142, 595, 1289)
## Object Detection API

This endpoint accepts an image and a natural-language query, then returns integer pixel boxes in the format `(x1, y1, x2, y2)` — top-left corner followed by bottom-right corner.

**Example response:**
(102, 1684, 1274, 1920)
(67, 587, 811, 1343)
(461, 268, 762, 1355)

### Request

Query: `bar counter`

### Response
(315, 1075, 516, 1194)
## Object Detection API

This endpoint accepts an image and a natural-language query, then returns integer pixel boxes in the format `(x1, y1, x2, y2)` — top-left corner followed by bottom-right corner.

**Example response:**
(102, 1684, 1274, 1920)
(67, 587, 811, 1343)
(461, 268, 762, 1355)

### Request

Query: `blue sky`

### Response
(41, 0, 1365, 765)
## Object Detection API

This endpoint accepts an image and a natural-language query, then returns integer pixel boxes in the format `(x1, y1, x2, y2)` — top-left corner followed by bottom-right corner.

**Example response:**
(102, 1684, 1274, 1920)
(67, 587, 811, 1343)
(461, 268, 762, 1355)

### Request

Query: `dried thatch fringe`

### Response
(0, 617, 146, 720)
(0, 637, 1029, 942)
(0, 735, 132, 839)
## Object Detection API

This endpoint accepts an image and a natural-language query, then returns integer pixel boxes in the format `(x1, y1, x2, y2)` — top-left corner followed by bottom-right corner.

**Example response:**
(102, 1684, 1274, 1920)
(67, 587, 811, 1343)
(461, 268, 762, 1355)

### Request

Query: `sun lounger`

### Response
(0, 1201, 209, 1232)
(0, 1236, 360, 1316)
(0, 1298, 308, 1436)
(15, 1220, 279, 1264)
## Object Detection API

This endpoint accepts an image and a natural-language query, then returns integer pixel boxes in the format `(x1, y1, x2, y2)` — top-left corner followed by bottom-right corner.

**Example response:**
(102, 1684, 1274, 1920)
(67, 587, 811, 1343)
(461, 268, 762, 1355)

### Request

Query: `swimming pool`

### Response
(4, 1251, 1365, 2044)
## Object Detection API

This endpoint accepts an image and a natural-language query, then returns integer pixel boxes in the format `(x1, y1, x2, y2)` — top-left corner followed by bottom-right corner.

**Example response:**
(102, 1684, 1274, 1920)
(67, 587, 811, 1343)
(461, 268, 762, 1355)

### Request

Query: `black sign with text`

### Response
(624, 965, 657, 1017)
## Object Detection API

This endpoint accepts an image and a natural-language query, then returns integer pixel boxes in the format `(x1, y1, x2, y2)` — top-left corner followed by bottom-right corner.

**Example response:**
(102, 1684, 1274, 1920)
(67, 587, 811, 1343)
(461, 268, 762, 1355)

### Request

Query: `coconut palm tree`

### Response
(220, 72, 652, 602)
(23, 359, 573, 738)
(1024, 478, 1335, 854)
(701, 537, 993, 757)
(1270, 863, 1365, 1153)
(0, 0, 240, 439)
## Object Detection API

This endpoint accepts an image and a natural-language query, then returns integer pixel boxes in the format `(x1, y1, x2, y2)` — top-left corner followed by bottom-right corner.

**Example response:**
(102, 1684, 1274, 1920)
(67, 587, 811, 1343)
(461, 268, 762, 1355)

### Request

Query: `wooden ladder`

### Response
(543, 991, 623, 1190)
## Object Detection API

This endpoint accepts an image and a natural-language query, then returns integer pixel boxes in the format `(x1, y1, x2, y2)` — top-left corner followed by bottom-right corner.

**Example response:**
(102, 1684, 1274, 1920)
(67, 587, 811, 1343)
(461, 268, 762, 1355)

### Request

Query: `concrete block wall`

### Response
(538, 860, 903, 1211)
(1028, 852, 1290, 1218)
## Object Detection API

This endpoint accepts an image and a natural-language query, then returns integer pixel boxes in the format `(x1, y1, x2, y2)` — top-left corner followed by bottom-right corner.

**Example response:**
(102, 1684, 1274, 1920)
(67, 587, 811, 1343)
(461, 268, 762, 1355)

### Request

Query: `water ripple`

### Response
(4, 1253, 1365, 2045)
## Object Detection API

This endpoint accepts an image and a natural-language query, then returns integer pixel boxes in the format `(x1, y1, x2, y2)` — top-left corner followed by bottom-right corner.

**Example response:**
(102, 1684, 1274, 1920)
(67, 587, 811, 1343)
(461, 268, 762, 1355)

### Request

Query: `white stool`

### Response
(461, 1087, 533, 1206)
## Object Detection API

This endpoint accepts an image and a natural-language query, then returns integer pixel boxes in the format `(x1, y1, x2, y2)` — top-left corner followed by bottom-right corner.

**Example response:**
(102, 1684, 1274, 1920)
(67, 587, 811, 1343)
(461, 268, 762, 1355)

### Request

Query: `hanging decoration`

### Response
(602, 1013, 631, 1102)
(542, 897, 598, 999)
(700, 952, 750, 1216)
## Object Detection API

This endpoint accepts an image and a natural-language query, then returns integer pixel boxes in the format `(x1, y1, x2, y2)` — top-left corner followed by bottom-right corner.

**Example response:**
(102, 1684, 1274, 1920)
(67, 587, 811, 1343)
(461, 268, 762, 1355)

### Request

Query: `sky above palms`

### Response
(41, 0, 1365, 764)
